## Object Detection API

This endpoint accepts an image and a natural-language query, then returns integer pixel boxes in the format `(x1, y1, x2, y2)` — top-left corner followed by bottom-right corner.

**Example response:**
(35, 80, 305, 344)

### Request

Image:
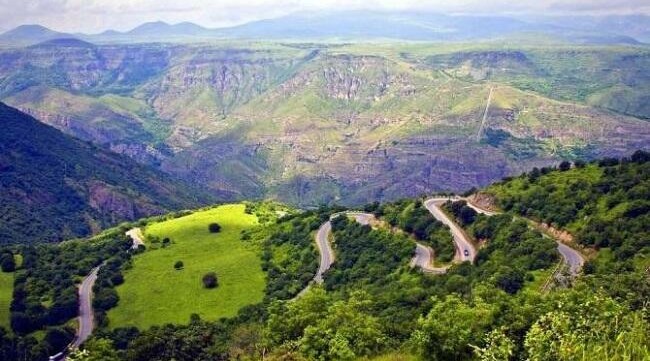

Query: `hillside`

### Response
(0, 103, 214, 244)
(0, 154, 648, 360)
(1, 43, 648, 206)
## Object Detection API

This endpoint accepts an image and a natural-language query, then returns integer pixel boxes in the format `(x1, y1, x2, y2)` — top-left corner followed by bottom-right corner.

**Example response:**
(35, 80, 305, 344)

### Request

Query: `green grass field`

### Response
(0, 270, 13, 330)
(107, 204, 266, 329)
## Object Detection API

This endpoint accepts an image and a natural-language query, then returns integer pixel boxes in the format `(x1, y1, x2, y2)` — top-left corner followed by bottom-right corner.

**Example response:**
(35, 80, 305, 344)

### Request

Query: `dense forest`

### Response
(0, 103, 213, 245)
(1, 152, 649, 360)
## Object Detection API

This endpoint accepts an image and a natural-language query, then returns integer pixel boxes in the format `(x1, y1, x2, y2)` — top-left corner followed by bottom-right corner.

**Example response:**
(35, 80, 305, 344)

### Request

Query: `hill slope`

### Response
(1, 43, 649, 206)
(0, 103, 214, 244)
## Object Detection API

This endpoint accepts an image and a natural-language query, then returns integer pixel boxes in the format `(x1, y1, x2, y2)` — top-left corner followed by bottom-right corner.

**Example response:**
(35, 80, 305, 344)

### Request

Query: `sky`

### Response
(2, 0, 650, 33)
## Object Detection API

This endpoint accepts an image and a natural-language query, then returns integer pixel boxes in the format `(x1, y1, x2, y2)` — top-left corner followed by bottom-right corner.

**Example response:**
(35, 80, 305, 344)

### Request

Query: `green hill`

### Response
(107, 204, 265, 329)
(0, 103, 215, 244)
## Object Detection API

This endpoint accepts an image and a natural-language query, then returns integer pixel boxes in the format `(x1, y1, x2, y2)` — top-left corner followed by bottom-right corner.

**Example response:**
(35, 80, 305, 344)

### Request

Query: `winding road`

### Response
(66, 228, 143, 352)
(464, 199, 584, 275)
(71, 266, 100, 349)
(424, 197, 477, 263)
(308, 211, 452, 286)
(313, 221, 334, 284)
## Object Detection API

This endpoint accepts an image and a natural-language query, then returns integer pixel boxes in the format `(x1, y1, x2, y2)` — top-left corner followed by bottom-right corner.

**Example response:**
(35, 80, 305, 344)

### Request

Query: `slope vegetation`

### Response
(0, 103, 213, 244)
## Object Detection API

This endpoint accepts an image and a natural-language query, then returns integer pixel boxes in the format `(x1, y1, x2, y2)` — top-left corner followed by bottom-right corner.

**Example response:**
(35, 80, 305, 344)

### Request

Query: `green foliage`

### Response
(107, 204, 265, 329)
(488, 151, 650, 260)
(377, 199, 455, 262)
(10, 235, 131, 335)
(0, 103, 213, 245)
(525, 293, 650, 361)
(208, 223, 222, 233)
(326, 216, 414, 290)
(244, 208, 328, 301)
(0, 252, 15, 272)
(443, 200, 477, 226)
(202, 272, 219, 289)
(68, 338, 121, 361)
(300, 292, 387, 360)
(412, 294, 495, 360)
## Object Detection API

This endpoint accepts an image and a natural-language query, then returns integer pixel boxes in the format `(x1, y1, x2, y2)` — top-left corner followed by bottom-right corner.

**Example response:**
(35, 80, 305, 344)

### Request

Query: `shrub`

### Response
(208, 223, 221, 233)
(202, 272, 218, 289)
(0, 253, 15, 272)
(174, 261, 184, 270)
(162, 238, 171, 247)
(559, 161, 571, 171)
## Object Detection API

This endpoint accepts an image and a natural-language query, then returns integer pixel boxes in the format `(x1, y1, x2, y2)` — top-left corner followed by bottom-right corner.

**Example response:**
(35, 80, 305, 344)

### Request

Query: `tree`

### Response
(472, 328, 515, 361)
(0, 253, 15, 272)
(67, 338, 121, 361)
(558, 161, 571, 171)
(174, 261, 184, 270)
(44, 326, 74, 354)
(412, 295, 495, 360)
(299, 291, 387, 360)
(208, 223, 221, 233)
(162, 238, 171, 247)
(202, 272, 218, 288)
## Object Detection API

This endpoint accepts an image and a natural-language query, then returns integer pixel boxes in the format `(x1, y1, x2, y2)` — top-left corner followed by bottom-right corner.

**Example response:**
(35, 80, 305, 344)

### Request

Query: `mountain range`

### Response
(0, 40, 648, 208)
(1, 12, 649, 46)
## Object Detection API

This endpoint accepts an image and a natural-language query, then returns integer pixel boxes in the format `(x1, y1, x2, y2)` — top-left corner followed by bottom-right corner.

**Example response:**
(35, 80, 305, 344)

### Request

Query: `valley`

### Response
(1, 42, 648, 207)
(0, 8, 648, 360)
(0, 152, 648, 361)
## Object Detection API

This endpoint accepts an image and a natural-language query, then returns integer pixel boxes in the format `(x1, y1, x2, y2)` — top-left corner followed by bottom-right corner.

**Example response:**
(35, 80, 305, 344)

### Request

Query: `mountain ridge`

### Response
(0, 102, 216, 244)
(1, 12, 649, 45)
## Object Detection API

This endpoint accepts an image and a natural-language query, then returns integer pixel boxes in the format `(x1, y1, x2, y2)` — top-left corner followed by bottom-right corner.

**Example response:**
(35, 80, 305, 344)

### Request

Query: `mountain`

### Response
(2, 13, 649, 45)
(127, 21, 211, 37)
(0, 102, 215, 244)
(1, 42, 648, 207)
(88, 21, 217, 43)
(0, 24, 74, 46)
(215, 11, 540, 41)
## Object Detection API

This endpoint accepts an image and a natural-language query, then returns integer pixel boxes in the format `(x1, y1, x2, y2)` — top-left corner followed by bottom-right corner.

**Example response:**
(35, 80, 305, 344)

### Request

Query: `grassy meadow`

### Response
(107, 204, 265, 329)
(0, 270, 13, 330)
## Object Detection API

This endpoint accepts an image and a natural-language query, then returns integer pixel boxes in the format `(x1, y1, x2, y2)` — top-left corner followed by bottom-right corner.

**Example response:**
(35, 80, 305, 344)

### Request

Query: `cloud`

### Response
(0, 0, 648, 33)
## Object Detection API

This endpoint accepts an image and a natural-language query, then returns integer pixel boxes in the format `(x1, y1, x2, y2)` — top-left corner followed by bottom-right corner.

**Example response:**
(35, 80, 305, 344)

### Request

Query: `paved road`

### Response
(348, 212, 447, 273)
(424, 197, 476, 263)
(555, 241, 584, 275)
(71, 266, 100, 349)
(313, 221, 333, 284)
(410, 243, 448, 274)
(126, 228, 145, 249)
(464, 199, 584, 275)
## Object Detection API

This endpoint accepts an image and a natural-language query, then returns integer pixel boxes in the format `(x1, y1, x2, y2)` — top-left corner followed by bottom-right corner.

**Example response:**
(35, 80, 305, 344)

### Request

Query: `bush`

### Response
(174, 261, 184, 270)
(559, 161, 571, 171)
(0, 253, 15, 272)
(202, 272, 218, 289)
(208, 223, 221, 233)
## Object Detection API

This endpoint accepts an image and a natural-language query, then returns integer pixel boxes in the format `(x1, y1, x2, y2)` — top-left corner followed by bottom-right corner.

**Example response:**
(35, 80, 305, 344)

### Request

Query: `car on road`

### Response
(463, 249, 470, 257)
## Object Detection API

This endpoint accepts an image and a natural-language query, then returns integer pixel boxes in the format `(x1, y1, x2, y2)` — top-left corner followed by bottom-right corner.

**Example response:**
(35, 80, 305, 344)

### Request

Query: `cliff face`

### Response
(1, 43, 649, 206)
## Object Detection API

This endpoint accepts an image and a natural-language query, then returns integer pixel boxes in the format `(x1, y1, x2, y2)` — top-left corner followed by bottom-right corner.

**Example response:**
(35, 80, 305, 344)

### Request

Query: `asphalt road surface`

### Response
(313, 221, 333, 284)
(464, 198, 584, 275)
(411, 243, 448, 274)
(71, 266, 100, 349)
(424, 197, 477, 263)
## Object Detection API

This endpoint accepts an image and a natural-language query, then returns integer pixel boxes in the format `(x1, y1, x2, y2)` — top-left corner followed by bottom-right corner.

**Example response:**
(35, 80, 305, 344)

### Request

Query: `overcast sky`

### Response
(2, 0, 649, 33)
